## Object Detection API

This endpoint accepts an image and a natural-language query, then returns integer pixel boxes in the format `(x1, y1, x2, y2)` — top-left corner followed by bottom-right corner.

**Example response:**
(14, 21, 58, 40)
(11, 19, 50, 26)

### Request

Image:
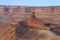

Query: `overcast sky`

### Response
(0, 0, 60, 6)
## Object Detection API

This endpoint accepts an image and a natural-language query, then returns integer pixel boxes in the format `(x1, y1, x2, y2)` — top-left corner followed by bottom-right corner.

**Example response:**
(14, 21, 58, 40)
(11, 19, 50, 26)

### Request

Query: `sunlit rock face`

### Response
(15, 21, 59, 40)
(0, 6, 60, 27)
(0, 6, 60, 40)
(15, 13, 60, 40)
(0, 12, 60, 40)
(15, 13, 51, 40)
(0, 23, 60, 40)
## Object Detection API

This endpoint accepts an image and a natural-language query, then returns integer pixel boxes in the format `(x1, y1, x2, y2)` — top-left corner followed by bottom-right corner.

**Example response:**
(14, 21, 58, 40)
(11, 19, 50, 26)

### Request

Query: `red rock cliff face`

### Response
(0, 6, 60, 25)
(0, 6, 60, 40)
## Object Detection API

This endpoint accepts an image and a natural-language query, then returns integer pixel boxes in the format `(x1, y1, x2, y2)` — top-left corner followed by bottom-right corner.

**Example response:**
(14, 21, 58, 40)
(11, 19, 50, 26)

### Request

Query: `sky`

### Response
(0, 0, 60, 6)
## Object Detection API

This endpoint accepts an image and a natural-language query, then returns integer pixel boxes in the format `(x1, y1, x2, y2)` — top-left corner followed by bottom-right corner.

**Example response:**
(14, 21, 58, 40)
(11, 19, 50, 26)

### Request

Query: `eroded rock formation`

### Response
(15, 12, 60, 40)
(0, 12, 60, 40)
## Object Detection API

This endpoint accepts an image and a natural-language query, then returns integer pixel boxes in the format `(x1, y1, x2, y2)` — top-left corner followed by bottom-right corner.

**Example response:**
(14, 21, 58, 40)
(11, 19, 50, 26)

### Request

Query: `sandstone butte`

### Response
(0, 7, 60, 40)
(0, 13, 60, 40)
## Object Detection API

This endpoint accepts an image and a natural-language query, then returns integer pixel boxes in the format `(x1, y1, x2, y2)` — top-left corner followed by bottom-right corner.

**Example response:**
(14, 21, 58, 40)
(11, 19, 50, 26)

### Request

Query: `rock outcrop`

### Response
(0, 12, 60, 40)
